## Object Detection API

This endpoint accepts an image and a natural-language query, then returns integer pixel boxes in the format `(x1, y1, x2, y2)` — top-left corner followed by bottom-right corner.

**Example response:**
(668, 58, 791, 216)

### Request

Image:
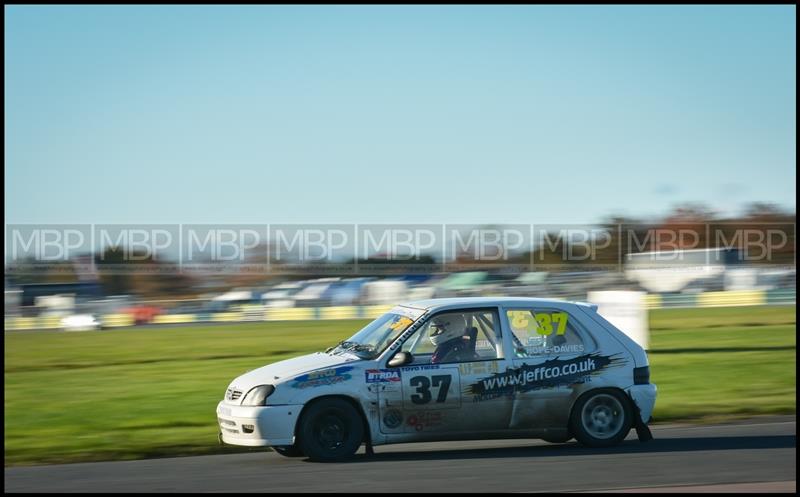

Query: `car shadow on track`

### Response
(319, 434, 796, 464)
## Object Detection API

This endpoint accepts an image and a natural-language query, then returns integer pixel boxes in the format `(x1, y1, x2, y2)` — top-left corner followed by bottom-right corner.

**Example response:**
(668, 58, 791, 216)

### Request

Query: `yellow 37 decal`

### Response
(534, 312, 568, 335)
(508, 311, 568, 335)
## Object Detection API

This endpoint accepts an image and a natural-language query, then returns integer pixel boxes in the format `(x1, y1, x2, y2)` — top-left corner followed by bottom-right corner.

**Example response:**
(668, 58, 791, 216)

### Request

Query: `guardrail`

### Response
(4, 305, 396, 331)
(4, 289, 795, 331)
(643, 288, 796, 309)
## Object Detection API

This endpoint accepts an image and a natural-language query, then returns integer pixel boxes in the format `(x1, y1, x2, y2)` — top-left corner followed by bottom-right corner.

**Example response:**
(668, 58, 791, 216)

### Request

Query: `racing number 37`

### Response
(409, 375, 451, 404)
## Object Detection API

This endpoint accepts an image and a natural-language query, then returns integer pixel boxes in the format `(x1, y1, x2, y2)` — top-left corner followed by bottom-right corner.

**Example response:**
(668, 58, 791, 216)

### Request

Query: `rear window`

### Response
(505, 308, 596, 358)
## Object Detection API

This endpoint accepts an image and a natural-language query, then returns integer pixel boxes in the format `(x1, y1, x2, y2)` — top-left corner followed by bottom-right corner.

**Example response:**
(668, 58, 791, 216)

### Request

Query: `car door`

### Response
(377, 307, 513, 437)
(500, 304, 600, 430)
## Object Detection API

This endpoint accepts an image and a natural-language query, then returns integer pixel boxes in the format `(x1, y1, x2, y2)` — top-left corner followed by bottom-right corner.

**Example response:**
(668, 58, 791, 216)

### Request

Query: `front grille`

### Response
(225, 388, 243, 401)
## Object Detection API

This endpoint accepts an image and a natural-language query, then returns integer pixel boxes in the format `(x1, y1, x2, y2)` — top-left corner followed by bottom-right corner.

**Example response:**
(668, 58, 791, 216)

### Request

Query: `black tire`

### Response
(569, 389, 632, 448)
(272, 445, 305, 458)
(297, 398, 364, 462)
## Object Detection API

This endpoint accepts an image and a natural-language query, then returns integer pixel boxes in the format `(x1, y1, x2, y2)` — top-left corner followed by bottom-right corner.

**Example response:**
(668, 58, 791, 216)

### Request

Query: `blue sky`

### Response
(4, 5, 796, 225)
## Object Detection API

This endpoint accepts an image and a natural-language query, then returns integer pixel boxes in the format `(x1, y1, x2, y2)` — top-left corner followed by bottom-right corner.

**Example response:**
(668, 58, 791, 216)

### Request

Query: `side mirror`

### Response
(388, 351, 413, 368)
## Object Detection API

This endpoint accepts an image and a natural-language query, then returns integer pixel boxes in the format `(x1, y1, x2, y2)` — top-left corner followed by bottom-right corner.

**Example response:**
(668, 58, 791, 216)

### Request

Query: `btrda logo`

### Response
(366, 369, 402, 382)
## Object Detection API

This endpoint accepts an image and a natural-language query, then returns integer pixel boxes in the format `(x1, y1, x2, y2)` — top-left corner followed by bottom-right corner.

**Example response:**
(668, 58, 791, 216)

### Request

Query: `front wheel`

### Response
(570, 389, 632, 448)
(297, 398, 364, 462)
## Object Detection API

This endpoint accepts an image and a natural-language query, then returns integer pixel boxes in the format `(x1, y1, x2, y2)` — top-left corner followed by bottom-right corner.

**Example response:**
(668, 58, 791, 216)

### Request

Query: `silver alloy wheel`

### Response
(580, 393, 625, 439)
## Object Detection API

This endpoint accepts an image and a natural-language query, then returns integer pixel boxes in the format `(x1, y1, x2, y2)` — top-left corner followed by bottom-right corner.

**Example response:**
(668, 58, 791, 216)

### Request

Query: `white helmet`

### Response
(429, 314, 466, 346)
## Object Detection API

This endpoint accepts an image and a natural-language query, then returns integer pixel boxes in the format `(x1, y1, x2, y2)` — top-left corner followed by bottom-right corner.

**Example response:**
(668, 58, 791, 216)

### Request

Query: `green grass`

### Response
(648, 306, 796, 423)
(4, 306, 796, 466)
(4, 321, 365, 466)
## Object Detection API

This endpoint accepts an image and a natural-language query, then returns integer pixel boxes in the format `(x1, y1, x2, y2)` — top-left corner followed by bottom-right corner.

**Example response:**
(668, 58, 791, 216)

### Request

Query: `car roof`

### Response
(400, 297, 595, 312)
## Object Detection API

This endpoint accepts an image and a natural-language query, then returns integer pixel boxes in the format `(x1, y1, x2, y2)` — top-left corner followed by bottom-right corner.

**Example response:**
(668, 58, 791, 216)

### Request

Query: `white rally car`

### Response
(217, 297, 657, 461)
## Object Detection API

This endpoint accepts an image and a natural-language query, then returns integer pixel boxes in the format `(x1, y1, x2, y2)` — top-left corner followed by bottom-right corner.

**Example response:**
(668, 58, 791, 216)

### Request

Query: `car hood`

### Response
(229, 352, 360, 391)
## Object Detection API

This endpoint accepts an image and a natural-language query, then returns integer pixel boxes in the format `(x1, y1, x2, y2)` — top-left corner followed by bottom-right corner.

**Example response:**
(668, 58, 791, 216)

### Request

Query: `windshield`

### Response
(328, 306, 426, 359)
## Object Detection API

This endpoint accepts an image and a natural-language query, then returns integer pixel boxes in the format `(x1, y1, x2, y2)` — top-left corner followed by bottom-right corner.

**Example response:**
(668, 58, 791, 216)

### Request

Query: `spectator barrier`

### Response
(4, 290, 795, 331)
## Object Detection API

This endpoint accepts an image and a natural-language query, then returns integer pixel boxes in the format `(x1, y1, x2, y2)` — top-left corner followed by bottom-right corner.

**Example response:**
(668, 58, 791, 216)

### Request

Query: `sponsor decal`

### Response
(406, 411, 443, 432)
(389, 316, 413, 331)
(290, 366, 354, 389)
(508, 310, 569, 336)
(366, 369, 402, 383)
(468, 353, 624, 399)
(388, 310, 430, 350)
(401, 364, 441, 372)
(383, 408, 403, 429)
(471, 391, 514, 403)
(458, 361, 500, 376)
(525, 343, 585, 355)
(381, 382, 403, 394)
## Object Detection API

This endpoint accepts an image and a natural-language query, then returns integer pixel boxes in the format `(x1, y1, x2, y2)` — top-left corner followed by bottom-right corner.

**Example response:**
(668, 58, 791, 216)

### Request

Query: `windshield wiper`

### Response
(350, 343, 375, 354)
(325, 340, 359, 353)
(327, 341, 375, 357)
(325, 340, 347, 354)
(326, 340, 358, 355)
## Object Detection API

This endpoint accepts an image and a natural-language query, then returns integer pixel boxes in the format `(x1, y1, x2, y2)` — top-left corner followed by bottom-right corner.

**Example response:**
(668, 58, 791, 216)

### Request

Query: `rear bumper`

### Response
(216, 401, 302, 447)
(626, 384, 657, 424)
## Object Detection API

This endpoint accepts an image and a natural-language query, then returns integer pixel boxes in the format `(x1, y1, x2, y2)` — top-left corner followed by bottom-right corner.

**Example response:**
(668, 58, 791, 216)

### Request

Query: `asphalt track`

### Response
(5, 416, 796, 493)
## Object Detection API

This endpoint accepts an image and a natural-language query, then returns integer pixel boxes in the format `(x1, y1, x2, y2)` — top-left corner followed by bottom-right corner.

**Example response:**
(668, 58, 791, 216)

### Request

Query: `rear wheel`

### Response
(570, 389, 632, 448)
(272, 445, 305, 458)
(297, 398, 364, 462)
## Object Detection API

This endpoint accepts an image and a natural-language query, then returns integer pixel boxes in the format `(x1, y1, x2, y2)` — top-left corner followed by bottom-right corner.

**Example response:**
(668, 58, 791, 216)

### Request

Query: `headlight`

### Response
(240, 385, 275, 406)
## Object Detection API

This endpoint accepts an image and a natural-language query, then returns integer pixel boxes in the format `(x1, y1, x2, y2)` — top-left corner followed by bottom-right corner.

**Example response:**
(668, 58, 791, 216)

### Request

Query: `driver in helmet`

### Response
(429, 313, 473, 364)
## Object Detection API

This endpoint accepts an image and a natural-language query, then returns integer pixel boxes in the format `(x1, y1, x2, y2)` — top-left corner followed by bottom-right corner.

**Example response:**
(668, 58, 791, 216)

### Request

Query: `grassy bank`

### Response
(647, 305, 795, 422)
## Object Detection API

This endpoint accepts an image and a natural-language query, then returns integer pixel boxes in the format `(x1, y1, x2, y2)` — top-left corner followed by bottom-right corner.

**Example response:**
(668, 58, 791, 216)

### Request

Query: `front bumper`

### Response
(626, 383, 657, 424)
(216, 401, 302, 447)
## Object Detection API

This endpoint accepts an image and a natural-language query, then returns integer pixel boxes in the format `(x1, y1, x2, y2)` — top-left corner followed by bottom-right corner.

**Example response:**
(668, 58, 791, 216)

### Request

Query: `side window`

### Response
(401, 325, 436, 355)
(400, 309, 503, 364)
(506, 308, 593, 358)
(471, 311, 501, 360)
